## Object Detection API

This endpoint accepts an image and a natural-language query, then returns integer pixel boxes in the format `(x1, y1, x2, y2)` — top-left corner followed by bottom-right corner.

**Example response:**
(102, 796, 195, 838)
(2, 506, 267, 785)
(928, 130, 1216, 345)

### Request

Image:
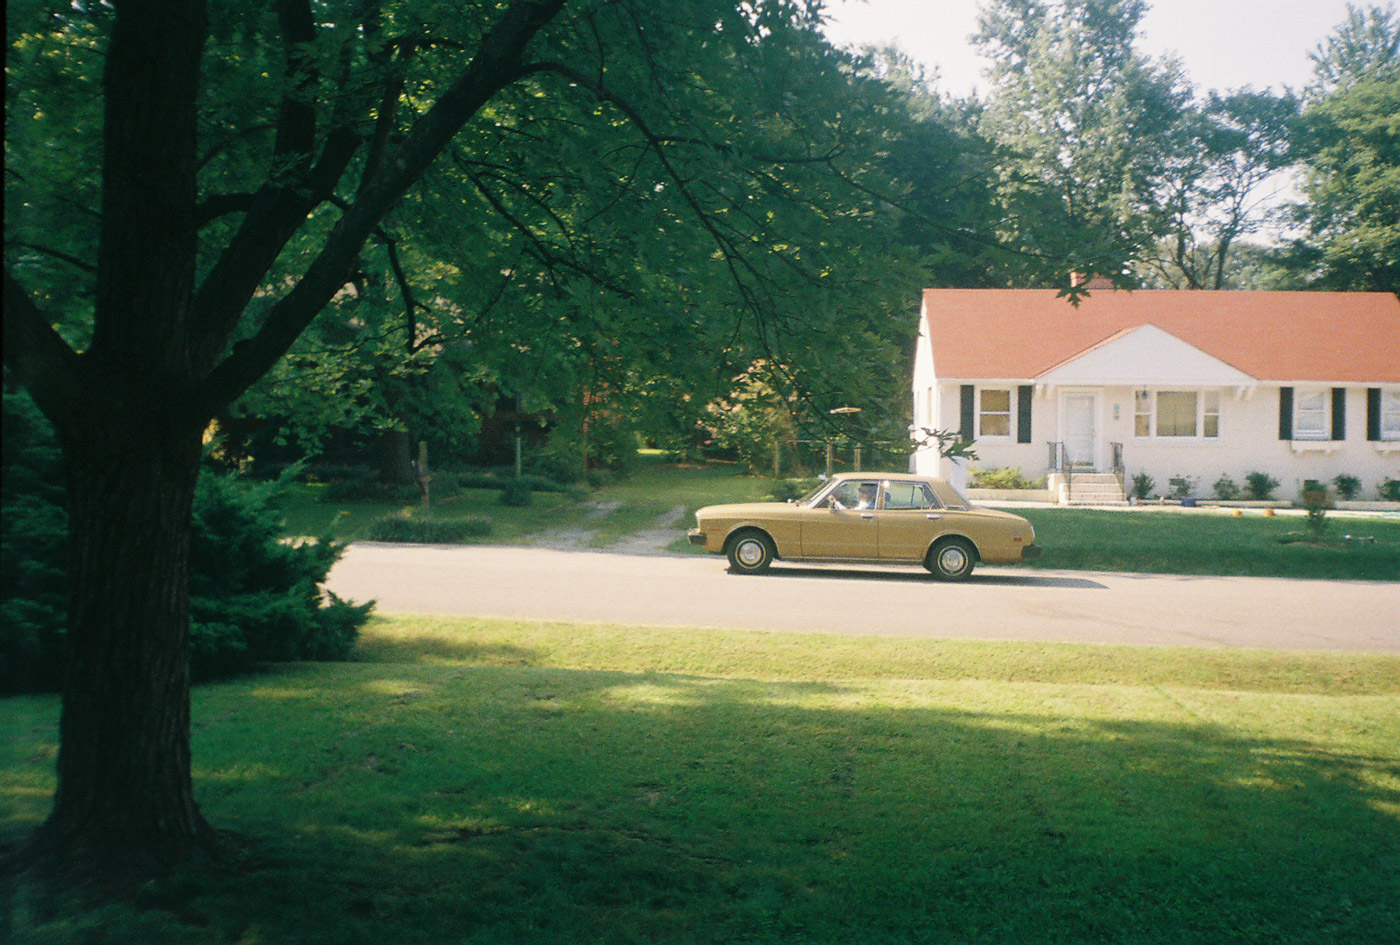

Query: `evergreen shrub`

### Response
(1213, 474, 1241, 500)
(1246, 472, 1280, 501)
(1331, 474, 1361, 500)
(1, 392, 374, 693)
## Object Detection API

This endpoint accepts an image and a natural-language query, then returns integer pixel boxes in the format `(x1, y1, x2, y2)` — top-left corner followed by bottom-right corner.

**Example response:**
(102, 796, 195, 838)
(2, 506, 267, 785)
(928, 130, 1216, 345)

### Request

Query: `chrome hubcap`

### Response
(736, 539, 765, 567)
(938, 546, 968, 574)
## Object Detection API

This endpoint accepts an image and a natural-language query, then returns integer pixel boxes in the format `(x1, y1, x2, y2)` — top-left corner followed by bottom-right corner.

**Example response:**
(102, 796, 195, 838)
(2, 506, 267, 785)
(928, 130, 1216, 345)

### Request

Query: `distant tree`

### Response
(973, 0, 1192, 285)
(1283, 3, 1400, 292)
(1307, 2, 1399, 95)
(1144, 89, 1298, 289)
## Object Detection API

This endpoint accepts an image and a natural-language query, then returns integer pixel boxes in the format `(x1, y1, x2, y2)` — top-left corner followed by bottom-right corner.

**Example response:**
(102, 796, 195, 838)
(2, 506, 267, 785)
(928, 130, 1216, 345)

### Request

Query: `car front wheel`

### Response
(726, 531, 775, 574)
(926, 538, 976, 581)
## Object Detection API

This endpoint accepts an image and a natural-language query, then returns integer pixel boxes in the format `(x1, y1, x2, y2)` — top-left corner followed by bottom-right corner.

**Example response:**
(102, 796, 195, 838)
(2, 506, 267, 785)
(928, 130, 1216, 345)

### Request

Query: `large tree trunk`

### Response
(31, 414, 218, 880)
(5, 0, 566, 890)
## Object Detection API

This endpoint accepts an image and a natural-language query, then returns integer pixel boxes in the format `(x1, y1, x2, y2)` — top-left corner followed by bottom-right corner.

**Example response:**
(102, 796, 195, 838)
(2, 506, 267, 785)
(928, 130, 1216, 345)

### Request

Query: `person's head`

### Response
(859, 483, 876, 502)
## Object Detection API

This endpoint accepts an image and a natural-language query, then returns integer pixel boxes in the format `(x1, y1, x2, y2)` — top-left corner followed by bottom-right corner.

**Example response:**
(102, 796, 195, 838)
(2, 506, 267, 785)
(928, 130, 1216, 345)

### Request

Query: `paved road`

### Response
(326, 544, 1400, 653)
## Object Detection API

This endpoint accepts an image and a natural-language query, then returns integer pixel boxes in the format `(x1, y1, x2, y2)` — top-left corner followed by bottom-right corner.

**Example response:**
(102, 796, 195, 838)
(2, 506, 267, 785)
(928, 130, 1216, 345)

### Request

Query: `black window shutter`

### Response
(1331, 388, 1346, 440)
(960, 385, 975, 440)
(1368, 388, 1382, 441)
(1017, 385, 1033, 443)
(1279, 387, 1293, 440)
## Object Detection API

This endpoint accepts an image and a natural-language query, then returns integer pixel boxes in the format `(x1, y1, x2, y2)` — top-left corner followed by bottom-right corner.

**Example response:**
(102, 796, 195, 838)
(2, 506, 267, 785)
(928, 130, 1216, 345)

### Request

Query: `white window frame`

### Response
(1382, 389, 1400, 441)
(1294, 389, 1329, 441)
(977, 387, 1013, 440)
(1132, 389, 1221, 441)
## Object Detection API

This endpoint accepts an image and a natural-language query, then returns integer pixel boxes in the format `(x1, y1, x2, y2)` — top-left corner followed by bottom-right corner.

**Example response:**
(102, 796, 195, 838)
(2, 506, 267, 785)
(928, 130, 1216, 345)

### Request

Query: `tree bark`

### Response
(31, 409, 217, 881)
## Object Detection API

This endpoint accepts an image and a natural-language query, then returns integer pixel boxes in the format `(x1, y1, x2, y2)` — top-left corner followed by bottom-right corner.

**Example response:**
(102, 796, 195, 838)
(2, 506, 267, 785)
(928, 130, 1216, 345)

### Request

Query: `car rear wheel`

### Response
(926, 537, 976, 581)
(726, 531, 775, 574)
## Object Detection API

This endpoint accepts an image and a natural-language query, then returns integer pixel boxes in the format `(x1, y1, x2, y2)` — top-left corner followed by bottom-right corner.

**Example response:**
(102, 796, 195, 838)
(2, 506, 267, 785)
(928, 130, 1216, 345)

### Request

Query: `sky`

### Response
(821, 0, 1368, 97)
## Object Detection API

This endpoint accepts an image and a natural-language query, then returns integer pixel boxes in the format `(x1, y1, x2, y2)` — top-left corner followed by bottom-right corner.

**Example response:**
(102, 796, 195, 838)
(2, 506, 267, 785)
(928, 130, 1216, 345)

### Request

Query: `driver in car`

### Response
(832, 481, 878, 510)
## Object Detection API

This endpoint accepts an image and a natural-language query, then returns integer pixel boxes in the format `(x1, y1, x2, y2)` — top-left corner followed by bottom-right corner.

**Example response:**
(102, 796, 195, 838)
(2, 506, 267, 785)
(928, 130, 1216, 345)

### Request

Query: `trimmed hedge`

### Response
(366, 512, 494, 543)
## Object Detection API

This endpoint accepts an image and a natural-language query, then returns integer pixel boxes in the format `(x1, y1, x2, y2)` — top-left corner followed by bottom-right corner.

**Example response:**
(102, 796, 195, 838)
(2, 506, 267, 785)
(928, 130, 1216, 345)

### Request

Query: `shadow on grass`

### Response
(8, 661, 1397, 944)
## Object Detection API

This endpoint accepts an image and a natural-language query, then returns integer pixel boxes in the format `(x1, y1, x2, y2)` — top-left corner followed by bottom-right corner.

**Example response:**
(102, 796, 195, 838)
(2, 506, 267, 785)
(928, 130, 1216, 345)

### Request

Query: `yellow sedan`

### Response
(688, 472, 1041, 580)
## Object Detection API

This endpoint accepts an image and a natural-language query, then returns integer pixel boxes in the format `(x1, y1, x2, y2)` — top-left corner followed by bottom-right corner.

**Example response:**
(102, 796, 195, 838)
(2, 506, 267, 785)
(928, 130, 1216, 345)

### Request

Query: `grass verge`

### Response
(5, 616, 1398, 943)
(1019, 508, 1400, 581)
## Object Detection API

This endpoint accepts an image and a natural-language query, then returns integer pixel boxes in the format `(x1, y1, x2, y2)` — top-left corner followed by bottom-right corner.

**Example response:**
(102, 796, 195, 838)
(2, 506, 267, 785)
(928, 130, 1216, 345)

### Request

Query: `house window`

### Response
(1156, 391, 1198, 437)
(1134, 390, 1151, 437)
(1134, 390, 1221, 440)
(978, 388, 1012, 438)
(1384, 390, 1400, 440)
(1203, 391, 1220, 437)
(1294, 390, 1329, 440)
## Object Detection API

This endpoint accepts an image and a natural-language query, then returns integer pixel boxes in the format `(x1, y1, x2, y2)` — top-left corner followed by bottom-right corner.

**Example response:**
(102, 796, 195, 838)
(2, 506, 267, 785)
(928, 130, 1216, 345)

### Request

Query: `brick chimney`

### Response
(1069, 272, 1116, 290)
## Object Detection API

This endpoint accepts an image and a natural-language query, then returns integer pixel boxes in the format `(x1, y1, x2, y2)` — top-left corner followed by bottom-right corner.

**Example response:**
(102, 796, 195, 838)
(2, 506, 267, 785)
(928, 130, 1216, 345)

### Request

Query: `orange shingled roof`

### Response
(921, 289, 1400, 383)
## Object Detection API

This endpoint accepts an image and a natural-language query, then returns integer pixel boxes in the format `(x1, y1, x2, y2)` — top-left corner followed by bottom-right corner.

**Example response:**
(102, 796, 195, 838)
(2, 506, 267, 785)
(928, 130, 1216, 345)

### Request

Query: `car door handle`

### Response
(926, 513, 942, 520)
(861, 513, 875, 520)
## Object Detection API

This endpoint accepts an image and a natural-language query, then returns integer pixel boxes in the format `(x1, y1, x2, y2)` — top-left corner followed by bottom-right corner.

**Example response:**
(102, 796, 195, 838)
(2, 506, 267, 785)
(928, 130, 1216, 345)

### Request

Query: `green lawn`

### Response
(278, 456, 777, 549)
(5, 617, 1399, 943)
(1019, 507, 1400, 581)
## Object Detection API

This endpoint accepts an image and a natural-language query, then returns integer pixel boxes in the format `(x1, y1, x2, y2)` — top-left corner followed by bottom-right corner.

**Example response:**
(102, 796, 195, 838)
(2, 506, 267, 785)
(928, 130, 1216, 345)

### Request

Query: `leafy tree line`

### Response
(969, 0, 1399, 294)
(195, 1, 1400, 477)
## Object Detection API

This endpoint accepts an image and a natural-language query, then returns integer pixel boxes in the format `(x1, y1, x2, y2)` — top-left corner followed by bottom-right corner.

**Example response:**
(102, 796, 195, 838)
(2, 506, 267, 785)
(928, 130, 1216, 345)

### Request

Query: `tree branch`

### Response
(3, 269, 83, 430)
(195, 0, 568, 417)
(6, 241, 98, 274)
(195, 193, 256, 228)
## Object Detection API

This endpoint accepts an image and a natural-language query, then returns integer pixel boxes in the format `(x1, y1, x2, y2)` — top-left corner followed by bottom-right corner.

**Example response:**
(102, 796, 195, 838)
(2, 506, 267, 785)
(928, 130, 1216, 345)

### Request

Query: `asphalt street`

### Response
(326, 543, 1400, 653)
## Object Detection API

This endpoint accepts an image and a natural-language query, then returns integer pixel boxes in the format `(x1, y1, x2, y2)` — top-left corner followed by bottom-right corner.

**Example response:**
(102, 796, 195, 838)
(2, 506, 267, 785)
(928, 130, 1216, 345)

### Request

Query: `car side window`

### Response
(881, 481, 939, 511)
(830, 480, 880, 509)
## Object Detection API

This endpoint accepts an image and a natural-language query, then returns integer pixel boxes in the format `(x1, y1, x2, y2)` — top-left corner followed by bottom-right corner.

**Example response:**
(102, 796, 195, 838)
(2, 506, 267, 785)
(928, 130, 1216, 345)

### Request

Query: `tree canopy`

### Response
(1283, 2, 1400, 293)
(2, 0, 996, 883)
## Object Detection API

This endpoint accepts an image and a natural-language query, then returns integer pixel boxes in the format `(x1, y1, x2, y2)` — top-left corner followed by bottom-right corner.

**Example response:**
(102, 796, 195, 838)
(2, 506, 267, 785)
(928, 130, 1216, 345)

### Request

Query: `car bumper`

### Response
(1021, 543, 1043, 562)
(687, 528, 707, 546)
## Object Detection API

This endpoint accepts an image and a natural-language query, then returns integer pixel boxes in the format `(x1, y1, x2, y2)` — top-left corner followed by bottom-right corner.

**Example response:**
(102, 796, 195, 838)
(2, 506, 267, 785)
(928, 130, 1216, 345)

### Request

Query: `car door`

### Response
(876, 479, 947, 562)
(801, 479, 880, 559)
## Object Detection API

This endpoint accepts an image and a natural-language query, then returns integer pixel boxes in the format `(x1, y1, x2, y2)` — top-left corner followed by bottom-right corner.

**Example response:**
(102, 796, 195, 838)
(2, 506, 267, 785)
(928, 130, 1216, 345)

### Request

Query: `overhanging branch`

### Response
(194, 0, 568, 418)
(3, 269, 83, 429)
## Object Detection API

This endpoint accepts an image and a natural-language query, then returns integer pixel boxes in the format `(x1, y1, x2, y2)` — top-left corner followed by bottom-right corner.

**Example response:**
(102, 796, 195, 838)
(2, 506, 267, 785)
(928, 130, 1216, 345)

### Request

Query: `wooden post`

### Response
(417, 440, 431, 516)
(854, 445, 862, 472)
(825, 442, 833, 478)
(773, 441, 781, 478)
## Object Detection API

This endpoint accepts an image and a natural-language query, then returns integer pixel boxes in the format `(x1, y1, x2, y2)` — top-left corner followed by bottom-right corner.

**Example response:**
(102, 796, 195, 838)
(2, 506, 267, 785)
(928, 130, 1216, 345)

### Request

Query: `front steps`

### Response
(1047, 471, 1128, 506)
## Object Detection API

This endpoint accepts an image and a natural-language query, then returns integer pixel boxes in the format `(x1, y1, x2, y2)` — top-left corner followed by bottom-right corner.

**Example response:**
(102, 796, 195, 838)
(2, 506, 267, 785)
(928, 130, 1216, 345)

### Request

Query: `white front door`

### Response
(1063, 393, 1098, 469)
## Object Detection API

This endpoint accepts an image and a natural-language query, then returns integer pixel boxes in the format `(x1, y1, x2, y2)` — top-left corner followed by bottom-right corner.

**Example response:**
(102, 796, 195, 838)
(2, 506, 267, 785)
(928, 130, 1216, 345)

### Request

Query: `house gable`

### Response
(1037, 324, 1257, 389)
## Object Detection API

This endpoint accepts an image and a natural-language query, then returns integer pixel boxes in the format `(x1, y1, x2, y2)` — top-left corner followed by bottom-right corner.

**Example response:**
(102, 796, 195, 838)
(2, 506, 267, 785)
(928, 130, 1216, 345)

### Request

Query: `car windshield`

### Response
(942, 481, 974, 510)
(798, 481, 833, 507)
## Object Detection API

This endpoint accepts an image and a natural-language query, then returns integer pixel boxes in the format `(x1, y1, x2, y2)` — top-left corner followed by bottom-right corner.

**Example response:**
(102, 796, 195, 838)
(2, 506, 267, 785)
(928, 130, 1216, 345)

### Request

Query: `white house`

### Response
(911, 288, 1400, 502)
